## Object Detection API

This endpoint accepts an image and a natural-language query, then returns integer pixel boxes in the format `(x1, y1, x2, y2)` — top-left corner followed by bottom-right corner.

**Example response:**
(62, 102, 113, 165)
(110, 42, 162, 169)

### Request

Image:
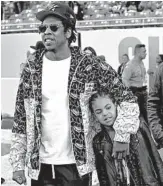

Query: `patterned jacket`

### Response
(10, 46, 139, 180)
(148, 63, 163, 146)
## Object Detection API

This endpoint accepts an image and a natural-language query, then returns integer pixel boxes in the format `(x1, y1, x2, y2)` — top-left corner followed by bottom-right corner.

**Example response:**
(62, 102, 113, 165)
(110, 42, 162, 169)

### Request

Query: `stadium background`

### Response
(1, 1, 163, 186)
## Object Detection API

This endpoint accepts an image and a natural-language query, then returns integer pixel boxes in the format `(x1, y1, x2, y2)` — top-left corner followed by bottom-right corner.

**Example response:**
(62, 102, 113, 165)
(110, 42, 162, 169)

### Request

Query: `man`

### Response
(10, 2, 139, 186)
(147, 54, 163, 91)
(117, 54, 129, 77)
(122, 44, 147, 121)
(148, 63, 163, 149)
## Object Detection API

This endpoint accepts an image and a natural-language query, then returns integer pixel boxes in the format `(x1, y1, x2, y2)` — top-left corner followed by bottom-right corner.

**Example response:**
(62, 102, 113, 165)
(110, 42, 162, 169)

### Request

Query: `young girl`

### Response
(89, 90, 163, 186)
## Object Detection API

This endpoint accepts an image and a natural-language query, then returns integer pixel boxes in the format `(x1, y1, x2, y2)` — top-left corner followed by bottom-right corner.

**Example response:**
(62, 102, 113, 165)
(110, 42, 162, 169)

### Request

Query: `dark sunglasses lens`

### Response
(39, 25, 46, 33)
(50, 25, 58, 32)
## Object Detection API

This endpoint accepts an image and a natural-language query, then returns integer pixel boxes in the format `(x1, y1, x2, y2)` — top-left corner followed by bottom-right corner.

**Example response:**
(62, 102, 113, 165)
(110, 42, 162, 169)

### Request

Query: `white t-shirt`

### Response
(39, 55, 75, 164)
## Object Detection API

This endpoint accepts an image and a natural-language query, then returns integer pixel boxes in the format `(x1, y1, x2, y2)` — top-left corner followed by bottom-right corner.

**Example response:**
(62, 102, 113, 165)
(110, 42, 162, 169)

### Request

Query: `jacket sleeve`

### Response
(94, 57, 140, 143)
(93, 142, 109, 186)
(9, 64, 29, 172)
(148, 67, 163, 144)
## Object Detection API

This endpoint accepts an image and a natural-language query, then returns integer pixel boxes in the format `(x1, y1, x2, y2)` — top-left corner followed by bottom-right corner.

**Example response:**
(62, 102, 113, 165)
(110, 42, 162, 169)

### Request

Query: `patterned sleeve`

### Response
(94, 57, 140, 143)
(9, 64, 28, 172)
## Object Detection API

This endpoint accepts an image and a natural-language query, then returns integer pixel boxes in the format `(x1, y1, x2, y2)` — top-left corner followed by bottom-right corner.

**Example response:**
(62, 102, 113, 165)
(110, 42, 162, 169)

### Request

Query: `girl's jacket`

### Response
(93, 119, 163, 186)
(10, 46, 139, 180)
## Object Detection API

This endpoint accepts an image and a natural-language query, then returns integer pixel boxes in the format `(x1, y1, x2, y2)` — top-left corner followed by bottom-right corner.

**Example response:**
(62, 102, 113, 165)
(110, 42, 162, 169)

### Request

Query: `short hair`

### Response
(84, 47, 97, 56)
(134, 44, 146, 54)
(159, 54, 163, 62)
(122, 54, 129, 59)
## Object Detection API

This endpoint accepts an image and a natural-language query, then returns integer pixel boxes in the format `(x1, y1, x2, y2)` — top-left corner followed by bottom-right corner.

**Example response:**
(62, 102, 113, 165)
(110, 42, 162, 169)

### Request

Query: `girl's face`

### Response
(91, 95, 117, 127)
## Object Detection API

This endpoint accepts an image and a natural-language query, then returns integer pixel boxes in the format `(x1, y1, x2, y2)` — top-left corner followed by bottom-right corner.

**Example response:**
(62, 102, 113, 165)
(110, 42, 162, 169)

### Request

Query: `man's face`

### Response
(139, 47, 147, 60)
(122, 55, 129, 64)
(40, 16, 69, 51)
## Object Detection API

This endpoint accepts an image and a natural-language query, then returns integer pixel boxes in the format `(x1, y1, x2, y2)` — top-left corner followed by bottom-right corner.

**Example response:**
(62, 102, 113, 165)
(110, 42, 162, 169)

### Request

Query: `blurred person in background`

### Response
(13, 1, 24, 14)
(156, 54, 163, 68)
(68, 1, 84, 20)
(147, 54, 163, 95)
(148, 63, 163, 150)
(156, 1, 163, 10)
(147, 54, 163, 76)
(84, 46, 97, 56)
(138, 1, 156, 13)
(111, 1, 123, 15)
(117, 54, 129, 77)
(122, 44, 148, 122)
(126, 1, 140, 13)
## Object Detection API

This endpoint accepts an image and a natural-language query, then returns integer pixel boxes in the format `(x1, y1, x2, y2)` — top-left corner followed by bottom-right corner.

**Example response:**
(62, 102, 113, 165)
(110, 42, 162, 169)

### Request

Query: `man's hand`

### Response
(12, 170, 27, 185)
(112, 141, 129, 160)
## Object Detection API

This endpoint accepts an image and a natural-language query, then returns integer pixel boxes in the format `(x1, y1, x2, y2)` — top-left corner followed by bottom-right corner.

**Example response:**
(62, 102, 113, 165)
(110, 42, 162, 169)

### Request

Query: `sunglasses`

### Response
(38, 24, 62, 33)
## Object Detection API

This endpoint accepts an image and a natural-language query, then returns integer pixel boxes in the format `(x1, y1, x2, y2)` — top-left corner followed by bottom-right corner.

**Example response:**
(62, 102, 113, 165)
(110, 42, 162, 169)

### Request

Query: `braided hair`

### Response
(89, 89, 116, 114)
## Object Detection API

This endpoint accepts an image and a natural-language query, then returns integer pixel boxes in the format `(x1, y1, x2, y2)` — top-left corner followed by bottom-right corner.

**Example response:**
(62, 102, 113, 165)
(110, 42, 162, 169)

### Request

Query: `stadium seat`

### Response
(155, 10, 163, 16)
(110, 13, 120, 19)
(86, 4, 96, 15)
(24, 17, 39, 29)
(90, 13, 105, 20)
(1, 20, 11, 30)
(83, 15, 91, 20)
(26, 12, 35, 18)
(1, 1, 163, 31)
(10, 19, 24, 29)
(124, 12, 135, 18)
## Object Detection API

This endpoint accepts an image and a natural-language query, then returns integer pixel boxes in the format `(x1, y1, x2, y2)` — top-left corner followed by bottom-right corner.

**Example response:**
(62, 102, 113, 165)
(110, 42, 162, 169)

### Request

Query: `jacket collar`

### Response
(28, 46, 82, 102)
